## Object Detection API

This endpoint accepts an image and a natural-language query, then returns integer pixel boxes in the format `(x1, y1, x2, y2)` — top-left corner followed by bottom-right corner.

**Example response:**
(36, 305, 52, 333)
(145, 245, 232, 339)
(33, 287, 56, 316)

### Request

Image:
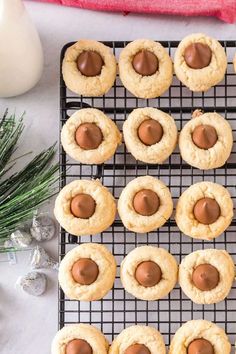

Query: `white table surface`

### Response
(1, 2, 236, 353)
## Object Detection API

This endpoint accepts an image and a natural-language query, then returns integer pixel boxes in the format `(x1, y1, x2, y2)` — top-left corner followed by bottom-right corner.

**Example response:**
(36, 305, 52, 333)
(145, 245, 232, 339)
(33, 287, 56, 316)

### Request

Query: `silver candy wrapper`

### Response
(10, 229, 32, 248)
(4, 240, 17, 264)
(30, 246, 58, 270)
(30, 213, 56, 242)
(16, 271, 47, 296)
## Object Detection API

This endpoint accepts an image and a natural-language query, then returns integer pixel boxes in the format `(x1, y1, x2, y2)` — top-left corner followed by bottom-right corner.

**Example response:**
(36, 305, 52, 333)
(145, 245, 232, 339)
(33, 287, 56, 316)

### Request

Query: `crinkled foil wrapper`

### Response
(10, 229, 32, 248)
(30, 213, 56, 242)
(30, 246, 58, 270)
(16, 271, 47, 296)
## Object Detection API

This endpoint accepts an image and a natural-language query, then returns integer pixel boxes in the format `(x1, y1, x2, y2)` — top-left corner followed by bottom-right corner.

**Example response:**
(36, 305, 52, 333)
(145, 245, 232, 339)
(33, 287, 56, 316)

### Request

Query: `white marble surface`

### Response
(1, 2, 236, 353)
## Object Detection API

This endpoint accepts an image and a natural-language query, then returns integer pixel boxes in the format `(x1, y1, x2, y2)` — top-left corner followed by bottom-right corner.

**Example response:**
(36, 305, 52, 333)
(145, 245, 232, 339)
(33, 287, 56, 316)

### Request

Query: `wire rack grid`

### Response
(59, 40, 236, 352)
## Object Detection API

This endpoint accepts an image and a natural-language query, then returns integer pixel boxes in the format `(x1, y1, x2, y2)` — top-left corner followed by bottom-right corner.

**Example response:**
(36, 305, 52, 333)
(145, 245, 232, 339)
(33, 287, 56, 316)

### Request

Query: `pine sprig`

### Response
(0, 111, 58, 251)
(0, 110, 24, 178)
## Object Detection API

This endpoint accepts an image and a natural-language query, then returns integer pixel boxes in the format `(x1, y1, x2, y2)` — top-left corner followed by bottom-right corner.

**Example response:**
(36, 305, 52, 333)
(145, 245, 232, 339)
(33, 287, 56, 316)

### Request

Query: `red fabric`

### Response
(31, 0, 236, 23)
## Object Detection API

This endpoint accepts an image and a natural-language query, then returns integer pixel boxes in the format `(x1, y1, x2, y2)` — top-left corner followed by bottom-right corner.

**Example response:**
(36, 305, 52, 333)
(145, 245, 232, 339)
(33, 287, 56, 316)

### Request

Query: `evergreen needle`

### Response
(0, 111, 58, 252)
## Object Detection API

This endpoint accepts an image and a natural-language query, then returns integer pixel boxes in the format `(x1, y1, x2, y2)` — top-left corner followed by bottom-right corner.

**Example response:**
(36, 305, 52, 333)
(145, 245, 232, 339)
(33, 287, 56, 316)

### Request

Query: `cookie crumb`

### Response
(192, 109, 204, 118)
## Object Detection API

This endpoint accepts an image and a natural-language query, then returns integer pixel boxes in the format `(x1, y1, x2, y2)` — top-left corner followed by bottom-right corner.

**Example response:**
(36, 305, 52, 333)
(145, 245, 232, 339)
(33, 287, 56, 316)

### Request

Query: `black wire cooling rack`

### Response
(59, 40, 236, 352)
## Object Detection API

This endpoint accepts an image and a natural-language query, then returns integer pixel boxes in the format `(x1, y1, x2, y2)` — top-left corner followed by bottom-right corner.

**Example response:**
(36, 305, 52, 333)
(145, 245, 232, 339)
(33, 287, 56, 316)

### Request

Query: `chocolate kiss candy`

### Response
(71, 258, 99, 285)
(133, 189, 160, 216)
(135, 261, 162, 287)
(71, 193, 96, 219)
(193, 197, 220, 224)
(192, 125, 218, 150)
(10, 229, 32, 248)
(125, 344, 151, 354)
(184, 42, 212, 69)
(77, 50, 104, 76)
(138, 118, 163, 146)
(30, 213, 56, 242)
(16, 271, 47, 296)
(75, 123, 103, 150)
(192, 264, 219, 291)
(187, 338, 214, 354)
(66, 339, 92, 354)
(132, 50, 158, 76)
(30, 246, 58, 270)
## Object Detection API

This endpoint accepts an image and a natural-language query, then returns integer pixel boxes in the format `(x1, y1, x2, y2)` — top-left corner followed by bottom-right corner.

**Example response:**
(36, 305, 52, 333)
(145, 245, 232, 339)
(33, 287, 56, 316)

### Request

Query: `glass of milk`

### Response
(0, 0, 44, 97)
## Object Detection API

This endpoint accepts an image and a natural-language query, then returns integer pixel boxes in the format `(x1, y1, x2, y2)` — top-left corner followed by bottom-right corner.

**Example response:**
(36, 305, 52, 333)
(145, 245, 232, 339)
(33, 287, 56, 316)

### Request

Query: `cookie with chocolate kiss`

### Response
(119, 39, 173, 98)
(51, 324, 109, 354)
(109, 326, 166, 354)
(179, 111, 233, 170)
(61, 108, 121, 165)
(54, 179, 116, 237)
(174, 33, 227, 92)
(175, 181, 233, 240)
(120, 245, 178, 301)
(62, 39, 117, 96)
(169, 320, 231, 354)
(58, 243, 116, 301)
(118, 176, 173, 233)
(179, 249, 235, 304)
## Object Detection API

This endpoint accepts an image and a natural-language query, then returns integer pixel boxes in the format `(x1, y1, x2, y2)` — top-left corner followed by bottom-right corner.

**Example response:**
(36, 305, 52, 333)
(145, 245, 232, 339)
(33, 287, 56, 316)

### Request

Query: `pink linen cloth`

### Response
(31, 0, 236, 23)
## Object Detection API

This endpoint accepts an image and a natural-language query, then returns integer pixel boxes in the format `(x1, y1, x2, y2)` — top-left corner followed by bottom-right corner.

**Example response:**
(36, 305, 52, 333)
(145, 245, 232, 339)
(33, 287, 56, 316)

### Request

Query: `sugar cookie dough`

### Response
(59, 243, 116, 301)
(62, 39, 117, 96)
(61, 108, 122, 164)
(123, 107, 177, 164)
(179, 249, 235, 304)
(179, 110, 233, 170)
(51, 324, 109, 354)
(118, 176, 173, 233)
(54, 179, 116, 236)
(109, 325, 166, 354)
(121, 246, 178, 301)
(169, 320, 231, 354)
(119, 39, 173, 98)
(175, 181, 233, 240)
(174, 33, 227, 92)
